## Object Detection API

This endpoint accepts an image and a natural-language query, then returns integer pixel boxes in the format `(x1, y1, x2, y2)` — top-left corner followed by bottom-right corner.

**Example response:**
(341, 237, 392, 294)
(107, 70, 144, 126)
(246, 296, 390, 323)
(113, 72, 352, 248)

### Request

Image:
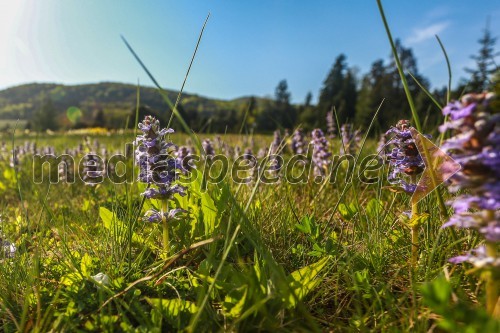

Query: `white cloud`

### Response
(406, 22, 450, 45)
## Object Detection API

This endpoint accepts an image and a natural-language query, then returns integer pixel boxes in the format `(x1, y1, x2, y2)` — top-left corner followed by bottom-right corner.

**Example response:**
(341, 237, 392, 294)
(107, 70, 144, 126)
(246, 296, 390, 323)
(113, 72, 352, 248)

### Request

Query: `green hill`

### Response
(0, 82, 270, 131)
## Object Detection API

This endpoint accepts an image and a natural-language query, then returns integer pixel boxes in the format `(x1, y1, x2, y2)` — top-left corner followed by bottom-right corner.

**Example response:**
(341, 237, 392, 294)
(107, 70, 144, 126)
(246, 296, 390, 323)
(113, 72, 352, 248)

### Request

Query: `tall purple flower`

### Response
(135, 116, 186, 223)
(311, 128, 331, 178)
(440, 92, 499, 315)
(385, 120, 425, 194)
(440, 93, 499, 254)
(271, 130, 282, 155)
(290, 128, 307, 155)
(242, 148, 257, 182)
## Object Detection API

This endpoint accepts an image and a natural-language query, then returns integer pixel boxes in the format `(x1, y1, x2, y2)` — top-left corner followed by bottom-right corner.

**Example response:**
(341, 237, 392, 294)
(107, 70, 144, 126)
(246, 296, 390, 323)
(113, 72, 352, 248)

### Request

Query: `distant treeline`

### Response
(0, 30, 497, 135)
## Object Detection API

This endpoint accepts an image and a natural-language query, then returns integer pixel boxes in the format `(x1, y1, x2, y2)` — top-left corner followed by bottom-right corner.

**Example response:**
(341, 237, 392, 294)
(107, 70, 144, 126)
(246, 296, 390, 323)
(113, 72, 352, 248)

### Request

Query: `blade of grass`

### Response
(376, 0, 447, 218)
(436, 35, 452, 146)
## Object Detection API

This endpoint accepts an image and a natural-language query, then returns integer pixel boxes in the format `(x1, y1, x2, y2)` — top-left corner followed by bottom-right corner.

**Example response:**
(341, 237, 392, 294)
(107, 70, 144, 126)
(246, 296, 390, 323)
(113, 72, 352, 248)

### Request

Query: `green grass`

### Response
(0, 131, 496, 332)
(0, 119, 28, 130)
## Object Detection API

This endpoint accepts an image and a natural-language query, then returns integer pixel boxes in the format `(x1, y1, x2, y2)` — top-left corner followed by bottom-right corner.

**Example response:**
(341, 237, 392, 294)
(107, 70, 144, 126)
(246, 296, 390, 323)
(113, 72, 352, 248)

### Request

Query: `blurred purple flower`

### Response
(326, 111, 336, 138)
(290, 128, 307, 155)
(440, 92, 499, 269)
(311, 128, 331, 178)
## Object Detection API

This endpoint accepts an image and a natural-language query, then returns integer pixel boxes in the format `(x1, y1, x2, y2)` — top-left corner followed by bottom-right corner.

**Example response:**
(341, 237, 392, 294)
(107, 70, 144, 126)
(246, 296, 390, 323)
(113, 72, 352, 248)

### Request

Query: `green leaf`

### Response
(285, 256, 329, 308)
(408, 212, 430, 228)
(3, 168, 14, 182)
(338, 203, 357, 219)
(201, 191, 217, 235)
(99, 207, 145, 244)
(146, 298, 198, 329)
(296, 215, 314, 234)
(365, 199, 383, 219)
(80, 253, 94, 277)
(222, 285, 248, 318)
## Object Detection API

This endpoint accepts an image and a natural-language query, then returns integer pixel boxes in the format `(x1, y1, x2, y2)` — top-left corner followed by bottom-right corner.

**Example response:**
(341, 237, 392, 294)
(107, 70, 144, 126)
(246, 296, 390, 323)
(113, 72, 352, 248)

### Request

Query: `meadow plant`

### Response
(243, 147, 254, 160)
(385, 119, 425, 266)
(201, 138, 215, 159)
(311, 128, 331, 179)
(340, 123, 361, 155)
(175, 145, 194, 173)
(135, 115, 186, 254)
(9, 148, 19, 169)
(439, 92, 499, 316)
(233, 146, 241, 160)
(257, 147, 268, 159)
(326, 110, 337, 138)
(290, 128, 307, 155)
(271, 129, 282, 154)
(243, 147, 257, 182)
(377, 132, 388, 156)
(82, 153, 104, 186)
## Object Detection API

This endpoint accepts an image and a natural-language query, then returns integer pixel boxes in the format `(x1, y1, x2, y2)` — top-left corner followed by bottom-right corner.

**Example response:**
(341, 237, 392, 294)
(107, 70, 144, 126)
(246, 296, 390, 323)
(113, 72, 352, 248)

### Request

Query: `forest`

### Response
(0, 26, 496, 135)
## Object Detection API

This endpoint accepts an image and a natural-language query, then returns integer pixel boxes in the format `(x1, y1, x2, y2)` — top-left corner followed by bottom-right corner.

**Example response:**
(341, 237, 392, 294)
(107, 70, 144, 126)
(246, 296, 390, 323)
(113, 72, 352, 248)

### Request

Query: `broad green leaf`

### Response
(295, 215, 312, 234)
(80, 253, 94, 277)
(285, 256, 329, 308)
(201, 191, 217, 235)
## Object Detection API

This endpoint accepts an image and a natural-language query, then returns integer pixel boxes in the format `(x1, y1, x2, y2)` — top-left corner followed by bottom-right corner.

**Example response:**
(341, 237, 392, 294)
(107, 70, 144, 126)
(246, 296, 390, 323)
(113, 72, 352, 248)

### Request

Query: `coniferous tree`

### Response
(465, 21, 499, 92)
(317, 54, 357, 126)
(262, 79, 296, 130)
(93, 109, 106, 127)
(385, 40, 430, 128)
(298, 92, 316, 130)
(355, 59, 391, 130)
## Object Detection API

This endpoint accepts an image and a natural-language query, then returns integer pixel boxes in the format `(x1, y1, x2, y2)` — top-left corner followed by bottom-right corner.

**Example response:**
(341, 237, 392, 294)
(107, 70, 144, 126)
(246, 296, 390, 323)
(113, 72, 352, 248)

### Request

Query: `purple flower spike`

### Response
(440, 92, 499, 270)
(291, 128, 307, 155)
(136, 116, 186, 223)
(384, 120, 425, 194)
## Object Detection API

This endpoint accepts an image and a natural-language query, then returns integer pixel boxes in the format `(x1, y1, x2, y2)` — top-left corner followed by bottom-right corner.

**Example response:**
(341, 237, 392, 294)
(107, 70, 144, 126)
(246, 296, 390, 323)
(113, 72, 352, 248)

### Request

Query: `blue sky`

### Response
(0, 0, 498, 103)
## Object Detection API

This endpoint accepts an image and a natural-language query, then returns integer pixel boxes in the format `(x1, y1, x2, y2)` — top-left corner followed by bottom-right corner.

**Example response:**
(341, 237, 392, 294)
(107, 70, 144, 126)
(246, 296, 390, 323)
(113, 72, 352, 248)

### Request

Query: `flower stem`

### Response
(410, 202, 419, 268)
(485, 210, 499, 317)
(410, 175, 419, 268)
(485, 242, 499, 317)
(162, 200, 169, 256)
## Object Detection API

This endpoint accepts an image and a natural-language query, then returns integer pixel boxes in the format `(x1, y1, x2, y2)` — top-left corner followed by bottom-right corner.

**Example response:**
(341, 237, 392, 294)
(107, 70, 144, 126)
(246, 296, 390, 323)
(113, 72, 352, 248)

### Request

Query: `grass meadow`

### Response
(0, 129, 497, 332)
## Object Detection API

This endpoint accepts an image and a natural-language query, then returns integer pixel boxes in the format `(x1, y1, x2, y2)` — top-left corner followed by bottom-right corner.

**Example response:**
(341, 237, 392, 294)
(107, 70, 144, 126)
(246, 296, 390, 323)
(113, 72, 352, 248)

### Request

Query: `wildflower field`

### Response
(1, 92, 498, 332)
(0, 2, 499, 333)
